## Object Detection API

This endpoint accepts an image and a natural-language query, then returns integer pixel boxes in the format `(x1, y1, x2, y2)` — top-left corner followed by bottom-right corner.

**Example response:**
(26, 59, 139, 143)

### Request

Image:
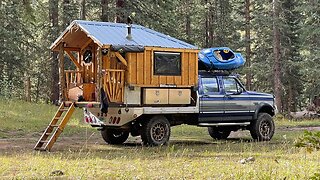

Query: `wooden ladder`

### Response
(34, 102, 75, 151)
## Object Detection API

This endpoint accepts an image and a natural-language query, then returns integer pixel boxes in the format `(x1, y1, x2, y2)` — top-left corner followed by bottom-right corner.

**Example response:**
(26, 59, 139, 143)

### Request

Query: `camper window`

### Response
(153, 52, 181, 76)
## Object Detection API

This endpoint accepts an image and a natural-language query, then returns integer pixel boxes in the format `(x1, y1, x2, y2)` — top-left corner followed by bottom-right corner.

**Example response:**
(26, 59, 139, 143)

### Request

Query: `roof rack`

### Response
(199, 69, 232, 76)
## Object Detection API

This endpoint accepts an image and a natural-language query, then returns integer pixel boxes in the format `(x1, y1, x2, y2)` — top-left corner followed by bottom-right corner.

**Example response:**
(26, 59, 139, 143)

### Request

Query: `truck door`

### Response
(222, 77, 251, 121)
(199, 76, 225, 123)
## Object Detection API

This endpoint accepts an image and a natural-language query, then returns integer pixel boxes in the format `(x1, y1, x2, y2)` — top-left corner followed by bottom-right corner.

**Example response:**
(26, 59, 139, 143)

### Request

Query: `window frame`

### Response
(153, 51, 181, 76)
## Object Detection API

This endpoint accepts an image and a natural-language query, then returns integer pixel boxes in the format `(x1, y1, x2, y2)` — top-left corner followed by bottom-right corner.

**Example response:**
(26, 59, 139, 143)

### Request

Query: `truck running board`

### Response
(198, 122, 250, 127)
(34, 102, 75, 151)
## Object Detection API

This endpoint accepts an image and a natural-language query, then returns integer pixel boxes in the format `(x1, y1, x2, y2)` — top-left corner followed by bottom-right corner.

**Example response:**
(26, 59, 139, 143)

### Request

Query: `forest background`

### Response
(0, 0, 319, 114)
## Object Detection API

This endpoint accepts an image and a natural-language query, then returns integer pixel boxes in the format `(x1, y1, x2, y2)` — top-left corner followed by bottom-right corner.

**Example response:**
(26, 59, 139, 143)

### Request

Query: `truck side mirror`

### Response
(233, 88, 243, 95)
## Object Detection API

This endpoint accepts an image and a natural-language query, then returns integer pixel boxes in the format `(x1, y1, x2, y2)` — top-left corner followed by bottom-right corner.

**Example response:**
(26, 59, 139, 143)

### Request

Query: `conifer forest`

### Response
(0, 0, 319, 114)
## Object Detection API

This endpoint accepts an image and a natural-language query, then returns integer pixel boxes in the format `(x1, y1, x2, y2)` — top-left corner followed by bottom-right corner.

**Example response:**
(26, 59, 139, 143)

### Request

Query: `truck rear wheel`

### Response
(141, 116, 171, 146)
(250, 113, 275, 141)
(208, 127, 231, 140)
(101, 128, 129, 145)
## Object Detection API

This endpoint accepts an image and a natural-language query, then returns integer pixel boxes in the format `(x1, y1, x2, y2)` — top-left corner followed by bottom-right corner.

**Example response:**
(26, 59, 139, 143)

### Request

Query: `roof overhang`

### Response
(50, 21, 104, 51)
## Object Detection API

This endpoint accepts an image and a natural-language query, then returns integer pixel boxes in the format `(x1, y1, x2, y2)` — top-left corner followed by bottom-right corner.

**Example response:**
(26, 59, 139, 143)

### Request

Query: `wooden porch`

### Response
(58, 41, 126, 104)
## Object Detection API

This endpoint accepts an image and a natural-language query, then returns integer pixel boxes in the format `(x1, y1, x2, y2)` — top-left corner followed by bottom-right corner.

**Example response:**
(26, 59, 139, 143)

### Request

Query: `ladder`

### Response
(34, 102, 75, 151)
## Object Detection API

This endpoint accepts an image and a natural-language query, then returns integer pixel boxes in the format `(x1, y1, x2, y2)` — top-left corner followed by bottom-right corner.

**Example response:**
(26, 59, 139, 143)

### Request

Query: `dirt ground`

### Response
(1, 126, 319, 153)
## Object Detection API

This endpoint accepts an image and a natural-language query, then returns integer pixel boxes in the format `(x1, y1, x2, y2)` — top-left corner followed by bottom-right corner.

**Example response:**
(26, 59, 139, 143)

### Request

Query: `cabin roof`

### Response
(50, 20, 198, 50)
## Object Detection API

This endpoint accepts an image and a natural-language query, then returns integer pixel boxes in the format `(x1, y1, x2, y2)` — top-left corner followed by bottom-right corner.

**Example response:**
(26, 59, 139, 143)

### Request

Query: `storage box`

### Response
(169, 89, 191, 104)
(143, 89, 168, 104)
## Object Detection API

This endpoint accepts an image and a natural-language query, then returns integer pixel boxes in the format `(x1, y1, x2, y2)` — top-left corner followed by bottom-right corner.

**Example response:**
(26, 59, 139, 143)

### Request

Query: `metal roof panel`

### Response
(73, 20, 198, 49)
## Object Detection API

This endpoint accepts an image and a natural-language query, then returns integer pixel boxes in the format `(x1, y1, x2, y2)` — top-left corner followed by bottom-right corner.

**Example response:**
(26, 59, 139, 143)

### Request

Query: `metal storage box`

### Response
(143, 89, 168, 104)
(169, 89, 191, 104)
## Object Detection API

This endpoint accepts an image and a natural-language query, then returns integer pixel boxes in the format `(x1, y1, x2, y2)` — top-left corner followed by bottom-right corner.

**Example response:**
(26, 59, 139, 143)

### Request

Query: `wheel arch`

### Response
(254, 104, 275, 119)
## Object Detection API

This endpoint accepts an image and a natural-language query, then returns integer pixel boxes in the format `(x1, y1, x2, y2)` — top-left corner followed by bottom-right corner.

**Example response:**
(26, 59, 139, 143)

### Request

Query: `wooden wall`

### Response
(126, 47, 199, 87)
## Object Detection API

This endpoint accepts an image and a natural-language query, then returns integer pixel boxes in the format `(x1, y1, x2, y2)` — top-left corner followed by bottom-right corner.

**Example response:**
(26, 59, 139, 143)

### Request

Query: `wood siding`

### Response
(126, 47, 198, 87)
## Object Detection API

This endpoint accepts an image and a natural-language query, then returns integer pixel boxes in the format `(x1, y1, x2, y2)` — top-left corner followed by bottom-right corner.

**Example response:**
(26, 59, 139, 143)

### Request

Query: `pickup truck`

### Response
(84, 71, 277, 146)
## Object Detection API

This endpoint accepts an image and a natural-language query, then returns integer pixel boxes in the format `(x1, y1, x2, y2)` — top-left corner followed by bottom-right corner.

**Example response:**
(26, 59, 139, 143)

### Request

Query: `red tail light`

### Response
(116, 117, 120, 124)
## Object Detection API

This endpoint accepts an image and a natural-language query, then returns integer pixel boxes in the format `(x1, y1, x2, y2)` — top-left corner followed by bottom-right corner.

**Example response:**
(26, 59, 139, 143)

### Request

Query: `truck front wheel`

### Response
(101, 128, 129, 145)
(208, 127, 231, 140)
(250, 113, 275, 141)
(141, 116, 171, 146)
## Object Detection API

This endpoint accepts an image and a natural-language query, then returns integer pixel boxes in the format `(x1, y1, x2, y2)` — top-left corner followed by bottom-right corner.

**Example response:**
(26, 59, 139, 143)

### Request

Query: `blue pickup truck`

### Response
(84, 70, 277, 146)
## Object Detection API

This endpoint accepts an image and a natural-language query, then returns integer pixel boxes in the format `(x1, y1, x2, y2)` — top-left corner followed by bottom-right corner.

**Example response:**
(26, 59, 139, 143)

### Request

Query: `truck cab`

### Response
(84, 70, 276, 146)
(197, 71, 276, 140)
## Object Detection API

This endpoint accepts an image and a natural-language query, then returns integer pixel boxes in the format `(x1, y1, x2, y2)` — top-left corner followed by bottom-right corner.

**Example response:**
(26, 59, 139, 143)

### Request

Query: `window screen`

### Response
(154, 52, 181, 76)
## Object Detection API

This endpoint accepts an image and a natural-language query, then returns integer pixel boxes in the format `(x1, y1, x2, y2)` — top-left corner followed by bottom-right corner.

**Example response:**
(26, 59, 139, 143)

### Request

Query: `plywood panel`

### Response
(151, 51, 159, 85)
(136, 53, 144, 84)
(181, 52, 189, 85)
(194, 52, 198, 85)
(160, 75, 167, 84)
(144, 50, 152, 85)
(166, 76, 174, 84)
(126, 48, 198, 87)
(103, 56, 110, 69)
(188, 52, 195, 85)
(129, 53, 137, 84)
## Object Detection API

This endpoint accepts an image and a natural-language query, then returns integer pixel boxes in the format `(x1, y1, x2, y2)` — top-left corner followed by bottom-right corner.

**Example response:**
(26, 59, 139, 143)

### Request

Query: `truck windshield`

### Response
(201, 77, 219, 94)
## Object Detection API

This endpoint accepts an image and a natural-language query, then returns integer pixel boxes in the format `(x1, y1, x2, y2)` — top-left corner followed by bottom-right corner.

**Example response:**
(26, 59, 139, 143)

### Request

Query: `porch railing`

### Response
(65, 70, 83, 93)
(102, 69, 125, 103)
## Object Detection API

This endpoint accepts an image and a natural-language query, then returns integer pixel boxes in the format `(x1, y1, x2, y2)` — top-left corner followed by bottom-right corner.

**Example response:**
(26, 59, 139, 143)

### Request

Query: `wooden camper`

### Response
(50, 20, 199, 105)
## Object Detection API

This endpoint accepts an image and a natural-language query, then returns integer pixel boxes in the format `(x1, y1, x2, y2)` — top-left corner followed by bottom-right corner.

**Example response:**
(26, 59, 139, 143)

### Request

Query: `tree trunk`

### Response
(24, 73, 31, 102)
(287, 80, 293, 112)
(62, 0, 71, 28)
(115, 0, 125, 23)
(49, 0, 59, 104)
(186, 15, 191, 42)
(272, 0, 283, 113)
(101, 0, 109, 22)
(245, 0, 252, 90)
(80, 0, 86, 20)
(205, 12, 209, 47)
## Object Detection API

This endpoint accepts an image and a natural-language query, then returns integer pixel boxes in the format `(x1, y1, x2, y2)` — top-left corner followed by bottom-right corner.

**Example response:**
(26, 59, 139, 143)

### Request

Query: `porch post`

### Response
(59, 43, 66, 103)
(96, 47, 102, 102)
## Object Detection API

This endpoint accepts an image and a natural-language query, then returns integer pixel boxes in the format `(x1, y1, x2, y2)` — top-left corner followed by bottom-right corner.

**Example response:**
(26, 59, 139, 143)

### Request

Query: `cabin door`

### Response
(82, 49, 97, 101)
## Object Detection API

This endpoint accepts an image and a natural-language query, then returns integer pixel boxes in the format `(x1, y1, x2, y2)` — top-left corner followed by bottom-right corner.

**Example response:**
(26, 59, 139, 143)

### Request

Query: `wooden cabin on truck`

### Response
(34, 20, 199, 151)
(50, 20, 199, 104)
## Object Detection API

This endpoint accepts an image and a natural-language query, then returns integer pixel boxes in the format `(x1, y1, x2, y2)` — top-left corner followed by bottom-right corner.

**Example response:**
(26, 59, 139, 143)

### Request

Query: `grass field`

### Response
(0, 99, 320, 179)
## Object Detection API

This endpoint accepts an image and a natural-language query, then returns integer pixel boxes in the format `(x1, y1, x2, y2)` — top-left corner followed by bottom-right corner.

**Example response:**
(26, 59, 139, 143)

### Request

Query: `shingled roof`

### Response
(50, 20, 198, 50)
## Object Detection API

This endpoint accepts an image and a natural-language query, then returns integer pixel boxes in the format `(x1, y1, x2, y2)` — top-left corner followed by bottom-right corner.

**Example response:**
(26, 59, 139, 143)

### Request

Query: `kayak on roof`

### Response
(198, 47, 245, 70)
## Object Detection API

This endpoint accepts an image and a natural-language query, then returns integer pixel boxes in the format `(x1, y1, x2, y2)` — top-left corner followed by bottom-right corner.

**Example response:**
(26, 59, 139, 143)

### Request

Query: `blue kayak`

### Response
(198, 47, 245, 70)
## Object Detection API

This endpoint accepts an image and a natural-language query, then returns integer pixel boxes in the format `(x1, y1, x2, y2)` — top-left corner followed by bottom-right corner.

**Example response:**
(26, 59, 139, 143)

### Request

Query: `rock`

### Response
(240, 157, 255, 164)
(240, 159, 246, 164)
(50, 170, 64, 176)
(246, 157, 255, 162)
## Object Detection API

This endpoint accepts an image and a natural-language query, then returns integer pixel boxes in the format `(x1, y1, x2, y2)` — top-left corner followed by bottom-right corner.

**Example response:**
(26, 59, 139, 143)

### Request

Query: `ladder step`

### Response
(34, 102, 75, 151)
(35, 147, 48, 151)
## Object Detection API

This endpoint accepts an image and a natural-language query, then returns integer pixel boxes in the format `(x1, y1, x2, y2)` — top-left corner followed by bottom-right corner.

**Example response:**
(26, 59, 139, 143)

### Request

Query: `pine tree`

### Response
(49, 0, 60, 103)
(281, 0, 302, 112)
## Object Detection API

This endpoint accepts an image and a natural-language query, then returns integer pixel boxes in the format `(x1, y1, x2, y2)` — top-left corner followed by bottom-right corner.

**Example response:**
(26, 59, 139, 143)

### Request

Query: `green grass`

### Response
(0, 99, 95, 138)
(0, 99, 320, 179)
